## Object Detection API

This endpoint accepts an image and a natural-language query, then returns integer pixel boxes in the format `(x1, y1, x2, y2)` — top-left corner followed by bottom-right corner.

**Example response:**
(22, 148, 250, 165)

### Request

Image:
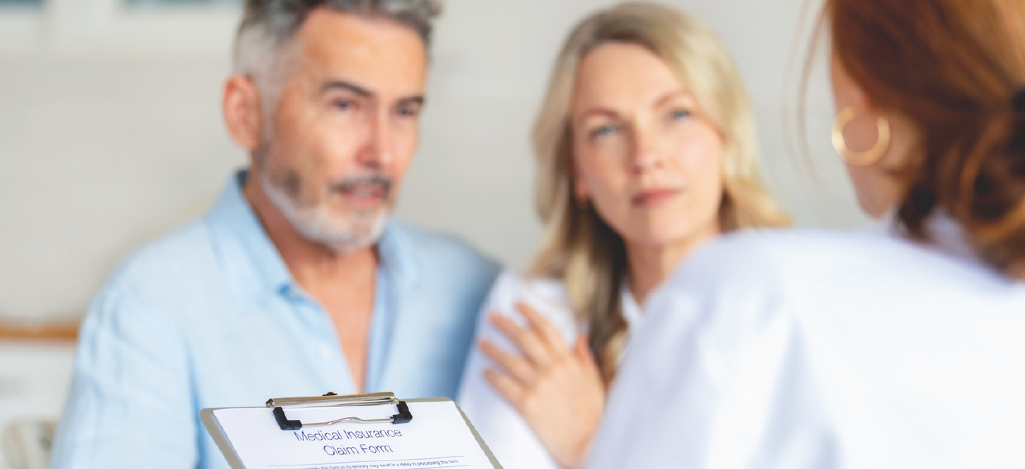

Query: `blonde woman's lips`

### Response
(631, 188, 680, 208)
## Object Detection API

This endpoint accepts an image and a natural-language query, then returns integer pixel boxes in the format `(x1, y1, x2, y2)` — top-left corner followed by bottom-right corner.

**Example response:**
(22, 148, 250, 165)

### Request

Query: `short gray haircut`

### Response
(233, 0, 442, 114)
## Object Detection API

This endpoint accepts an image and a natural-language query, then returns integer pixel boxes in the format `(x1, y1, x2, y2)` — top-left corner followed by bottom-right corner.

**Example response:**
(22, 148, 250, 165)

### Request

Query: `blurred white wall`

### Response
(0, 0, 867, 322)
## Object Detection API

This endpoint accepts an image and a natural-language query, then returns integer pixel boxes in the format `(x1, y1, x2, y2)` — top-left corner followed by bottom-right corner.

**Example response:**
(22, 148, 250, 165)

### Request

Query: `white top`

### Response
(458, 270, 642, 469)
(588, 218, 1025, 469)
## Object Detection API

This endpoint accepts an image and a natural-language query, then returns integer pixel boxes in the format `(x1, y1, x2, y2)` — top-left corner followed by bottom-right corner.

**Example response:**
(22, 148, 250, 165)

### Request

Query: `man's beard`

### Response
(256, 145, 393, 255)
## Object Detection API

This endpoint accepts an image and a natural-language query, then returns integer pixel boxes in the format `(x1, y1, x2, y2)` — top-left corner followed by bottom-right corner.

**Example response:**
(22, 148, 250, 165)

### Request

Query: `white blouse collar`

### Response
(881, 209, 977, 262)
(621, 282, 643, 328)
(924, 212, 978, 261)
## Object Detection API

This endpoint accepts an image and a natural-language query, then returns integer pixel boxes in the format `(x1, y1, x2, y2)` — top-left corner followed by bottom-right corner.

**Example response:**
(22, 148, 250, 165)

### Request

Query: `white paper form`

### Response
(207, 400, 497, 469)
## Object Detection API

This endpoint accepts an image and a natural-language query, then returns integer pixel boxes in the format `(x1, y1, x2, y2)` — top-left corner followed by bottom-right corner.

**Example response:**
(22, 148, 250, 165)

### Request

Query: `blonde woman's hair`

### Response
(531, 2, 790, 383)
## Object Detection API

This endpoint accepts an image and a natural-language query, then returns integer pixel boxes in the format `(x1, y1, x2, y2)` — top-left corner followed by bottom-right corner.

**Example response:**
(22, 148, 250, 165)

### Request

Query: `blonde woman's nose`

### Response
(629, 130, 664, 173)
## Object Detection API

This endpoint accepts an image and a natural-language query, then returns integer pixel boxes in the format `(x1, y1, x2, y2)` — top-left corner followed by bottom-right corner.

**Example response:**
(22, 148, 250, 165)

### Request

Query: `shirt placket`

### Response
(281, 283, 356, 394)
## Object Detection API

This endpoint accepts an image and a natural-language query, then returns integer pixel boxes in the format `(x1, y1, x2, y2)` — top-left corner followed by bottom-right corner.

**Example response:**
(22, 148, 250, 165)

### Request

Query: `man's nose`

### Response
(358, 111, 396, 168)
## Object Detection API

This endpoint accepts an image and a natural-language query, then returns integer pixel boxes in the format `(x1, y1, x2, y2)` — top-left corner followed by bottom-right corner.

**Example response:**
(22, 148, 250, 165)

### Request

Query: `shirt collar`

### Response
(376, 219, 421, 292)
(204, 170, 420, 305)
(205, 170, 293, 304)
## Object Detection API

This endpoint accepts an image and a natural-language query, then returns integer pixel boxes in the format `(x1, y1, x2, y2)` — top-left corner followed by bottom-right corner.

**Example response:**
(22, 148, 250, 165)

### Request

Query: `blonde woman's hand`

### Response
(480, 302, 605, 469)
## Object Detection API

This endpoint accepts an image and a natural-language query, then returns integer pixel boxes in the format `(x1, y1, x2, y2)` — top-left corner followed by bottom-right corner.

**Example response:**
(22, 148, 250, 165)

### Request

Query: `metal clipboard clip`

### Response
(266, 392, 413, 431)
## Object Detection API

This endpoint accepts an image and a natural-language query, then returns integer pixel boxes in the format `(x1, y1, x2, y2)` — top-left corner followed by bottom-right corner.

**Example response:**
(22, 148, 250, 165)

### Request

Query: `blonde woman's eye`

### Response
(591, 125, 617, 139)
(670, 109, 691, 121)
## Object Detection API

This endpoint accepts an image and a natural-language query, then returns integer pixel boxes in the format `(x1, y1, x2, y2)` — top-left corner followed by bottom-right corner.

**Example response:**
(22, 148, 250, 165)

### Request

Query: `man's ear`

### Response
(223, 75, 263, 152)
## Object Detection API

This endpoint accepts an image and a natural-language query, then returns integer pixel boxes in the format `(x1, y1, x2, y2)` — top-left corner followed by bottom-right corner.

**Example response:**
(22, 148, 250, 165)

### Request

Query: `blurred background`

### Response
(0, 0, 862, 466)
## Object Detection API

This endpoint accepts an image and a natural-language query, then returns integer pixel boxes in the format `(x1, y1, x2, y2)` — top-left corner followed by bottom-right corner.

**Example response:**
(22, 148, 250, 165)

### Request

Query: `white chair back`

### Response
(1, 420, 56, 469)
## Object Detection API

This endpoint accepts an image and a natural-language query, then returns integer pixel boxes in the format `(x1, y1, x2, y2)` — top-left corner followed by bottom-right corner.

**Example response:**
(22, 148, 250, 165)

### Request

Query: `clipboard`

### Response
(202, 392, 502, 469)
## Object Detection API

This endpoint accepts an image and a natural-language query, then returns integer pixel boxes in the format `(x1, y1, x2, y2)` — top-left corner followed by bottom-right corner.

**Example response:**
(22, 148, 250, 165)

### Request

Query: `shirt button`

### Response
(318, 344, 331, 359)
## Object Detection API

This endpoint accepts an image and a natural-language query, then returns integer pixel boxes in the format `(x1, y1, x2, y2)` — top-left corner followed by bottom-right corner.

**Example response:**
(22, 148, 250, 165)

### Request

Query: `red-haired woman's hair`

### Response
(828, 0, 1025, 278)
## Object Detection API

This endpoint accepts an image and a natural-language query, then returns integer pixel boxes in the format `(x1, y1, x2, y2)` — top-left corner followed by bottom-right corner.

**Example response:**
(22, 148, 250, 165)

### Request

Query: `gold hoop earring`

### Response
(831, 106, 891, 166)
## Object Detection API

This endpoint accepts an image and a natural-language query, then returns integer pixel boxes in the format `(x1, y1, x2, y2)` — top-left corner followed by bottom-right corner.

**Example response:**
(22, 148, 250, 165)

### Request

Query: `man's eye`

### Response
(397, 106, 419, 118)
(334, 99, 354, 110)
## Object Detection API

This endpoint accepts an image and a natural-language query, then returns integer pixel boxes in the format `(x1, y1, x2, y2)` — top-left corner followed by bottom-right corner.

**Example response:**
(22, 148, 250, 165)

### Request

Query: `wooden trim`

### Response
(0, 320, 79, 342)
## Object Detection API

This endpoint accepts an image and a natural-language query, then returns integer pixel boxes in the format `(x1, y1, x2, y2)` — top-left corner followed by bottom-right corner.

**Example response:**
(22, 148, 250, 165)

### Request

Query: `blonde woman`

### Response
(456, 3, 789, 469)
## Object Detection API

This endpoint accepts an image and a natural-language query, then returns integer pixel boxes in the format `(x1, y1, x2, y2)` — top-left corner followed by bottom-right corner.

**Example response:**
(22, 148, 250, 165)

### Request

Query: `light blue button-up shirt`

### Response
(50, 171, 500, 469)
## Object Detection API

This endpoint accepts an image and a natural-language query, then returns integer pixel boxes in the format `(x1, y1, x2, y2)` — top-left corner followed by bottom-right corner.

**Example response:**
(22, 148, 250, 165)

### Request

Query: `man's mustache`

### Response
(330, 174, 393, 197)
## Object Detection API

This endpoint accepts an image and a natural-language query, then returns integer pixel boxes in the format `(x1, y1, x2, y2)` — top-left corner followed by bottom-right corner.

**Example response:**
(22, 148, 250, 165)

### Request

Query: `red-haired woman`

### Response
(587, 0, 1025, 467)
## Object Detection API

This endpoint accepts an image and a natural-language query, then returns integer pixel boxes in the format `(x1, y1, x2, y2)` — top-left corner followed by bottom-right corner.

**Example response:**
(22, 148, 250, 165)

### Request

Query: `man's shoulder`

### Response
(99, 218, 220, 303)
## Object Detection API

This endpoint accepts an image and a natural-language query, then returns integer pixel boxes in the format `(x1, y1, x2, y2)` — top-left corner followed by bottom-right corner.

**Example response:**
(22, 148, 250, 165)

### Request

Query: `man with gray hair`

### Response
(50, 1, 500, 467)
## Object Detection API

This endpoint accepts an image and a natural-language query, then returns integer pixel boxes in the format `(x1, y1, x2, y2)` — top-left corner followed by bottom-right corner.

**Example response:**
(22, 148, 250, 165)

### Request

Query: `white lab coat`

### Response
(587, 217, 1025, 469)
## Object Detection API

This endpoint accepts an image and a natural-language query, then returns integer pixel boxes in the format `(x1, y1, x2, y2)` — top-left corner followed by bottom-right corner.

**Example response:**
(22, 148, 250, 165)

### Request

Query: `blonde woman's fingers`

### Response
(573, 335, 604, 383)
(573, 335, 594, 365)
(483, 368, 525, 408)
(480, 339, 536, 385)
(489, 312, 553, 367)
(516, 301, 567, 351)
